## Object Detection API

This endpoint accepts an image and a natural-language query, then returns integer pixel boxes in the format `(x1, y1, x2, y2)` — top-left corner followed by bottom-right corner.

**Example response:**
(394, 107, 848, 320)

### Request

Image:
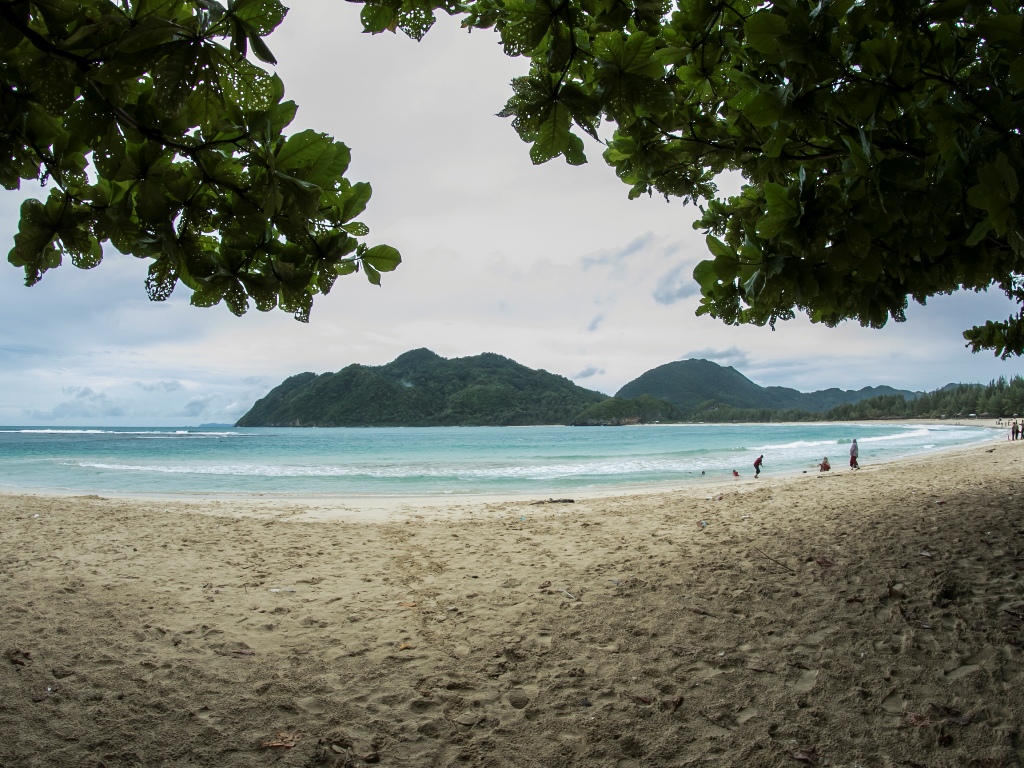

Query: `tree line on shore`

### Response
(686, 376, 1024, 423)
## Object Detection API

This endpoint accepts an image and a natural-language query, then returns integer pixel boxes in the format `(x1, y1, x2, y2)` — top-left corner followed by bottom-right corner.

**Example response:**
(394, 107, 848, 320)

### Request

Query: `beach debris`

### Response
(530, 498, 575, 505)
(507, 688, 530, 709)
(697, 520, 708, 529)
(752, 546, 796, 574)
(785, 748, 820, 765)
(398, 642, 416, 651)
(268, 588, 296, 593)
(671, 694, 684, 712)
(538, 580, 552, 590)
(907, 712, 932, 727)
(398, 602, 418, 608)
(560, 589, 577, 601)
(814, 557, 834, 568)
(690, 606, 714, 617)
(8, 648, 31, 666)
(260, 731, 301, 749)
(580, 698, 592, 707)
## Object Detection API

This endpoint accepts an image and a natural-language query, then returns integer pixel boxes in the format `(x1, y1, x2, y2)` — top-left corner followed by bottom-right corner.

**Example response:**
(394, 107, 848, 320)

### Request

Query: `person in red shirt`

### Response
(753, 455, 763, 477)
(819, 457, 831, 472)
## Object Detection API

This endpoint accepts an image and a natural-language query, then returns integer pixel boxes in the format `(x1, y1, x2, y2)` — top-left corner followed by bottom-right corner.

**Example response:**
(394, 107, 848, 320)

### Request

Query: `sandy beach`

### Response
(3, 440, 1023, 767)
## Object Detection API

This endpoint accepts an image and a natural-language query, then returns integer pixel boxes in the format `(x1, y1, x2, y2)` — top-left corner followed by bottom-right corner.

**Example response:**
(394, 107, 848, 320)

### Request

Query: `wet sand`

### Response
(2, 440, 1023, 767)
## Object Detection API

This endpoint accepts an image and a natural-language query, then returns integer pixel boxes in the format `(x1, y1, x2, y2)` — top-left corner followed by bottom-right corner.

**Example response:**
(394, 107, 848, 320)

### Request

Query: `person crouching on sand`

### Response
(753, 455, 763, 477)
(849, 439, 860, 469)
(819, 457, 831, 472)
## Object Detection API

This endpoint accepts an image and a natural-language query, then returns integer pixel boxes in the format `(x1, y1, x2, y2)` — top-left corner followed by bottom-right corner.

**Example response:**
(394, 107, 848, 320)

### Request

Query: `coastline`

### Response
(4, 439, 1024, 766)
(0, 419, 1002, 514)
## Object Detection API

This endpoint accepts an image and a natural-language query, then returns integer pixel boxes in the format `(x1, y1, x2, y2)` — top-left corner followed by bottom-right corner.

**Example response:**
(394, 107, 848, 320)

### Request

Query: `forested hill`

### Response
(235, 349, 607, 427)
(616, 359, 918, 412)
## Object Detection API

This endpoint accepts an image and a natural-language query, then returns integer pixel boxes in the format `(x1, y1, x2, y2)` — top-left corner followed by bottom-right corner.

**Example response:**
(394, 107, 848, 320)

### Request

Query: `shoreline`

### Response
(0, 419, 1003, 514)
(3, 438, 1022, 766)
(0, 436, 1005, 522)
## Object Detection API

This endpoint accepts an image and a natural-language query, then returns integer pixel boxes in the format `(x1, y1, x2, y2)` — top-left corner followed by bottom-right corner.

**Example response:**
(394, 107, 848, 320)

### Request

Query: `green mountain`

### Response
(571, 395, 684, 426)
(616, 358, 918, 412)
(235, 348, 607, 427)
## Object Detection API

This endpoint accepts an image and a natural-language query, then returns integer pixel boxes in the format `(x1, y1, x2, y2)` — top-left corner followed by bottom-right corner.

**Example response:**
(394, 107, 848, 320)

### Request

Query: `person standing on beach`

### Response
(850, 439, 860, 469)
(753, 455, 763, 477)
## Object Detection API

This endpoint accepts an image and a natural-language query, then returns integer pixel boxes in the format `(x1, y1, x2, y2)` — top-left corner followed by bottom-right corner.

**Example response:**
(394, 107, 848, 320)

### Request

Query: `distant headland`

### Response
(235, 350, 1018, 427)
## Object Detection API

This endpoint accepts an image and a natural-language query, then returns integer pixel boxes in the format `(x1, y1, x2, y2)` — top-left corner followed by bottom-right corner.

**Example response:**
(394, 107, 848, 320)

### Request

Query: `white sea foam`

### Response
(754, 438, 845, 450)
(72, 457, 697, 480)
(1, 429, 244, 437)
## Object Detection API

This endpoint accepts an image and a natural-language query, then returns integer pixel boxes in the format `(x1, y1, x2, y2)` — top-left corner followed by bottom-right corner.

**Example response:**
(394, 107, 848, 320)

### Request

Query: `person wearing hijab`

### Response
(849, 439, 860, 469)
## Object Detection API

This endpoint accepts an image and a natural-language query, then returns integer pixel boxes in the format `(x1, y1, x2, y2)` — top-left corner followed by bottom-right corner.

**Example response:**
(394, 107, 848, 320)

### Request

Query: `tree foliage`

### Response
(356, 0, 1024, 355)
(684, 375, 1024, 420)
(1, 0, 399, 321)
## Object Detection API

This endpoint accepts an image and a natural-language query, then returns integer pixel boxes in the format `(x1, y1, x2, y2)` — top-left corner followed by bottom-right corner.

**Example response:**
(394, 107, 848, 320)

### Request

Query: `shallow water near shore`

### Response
(0, 422, 997, 497)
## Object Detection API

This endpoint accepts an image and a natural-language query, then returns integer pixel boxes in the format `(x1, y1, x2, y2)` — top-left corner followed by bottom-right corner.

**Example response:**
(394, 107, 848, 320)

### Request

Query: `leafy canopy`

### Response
(1, 0, 400, 321)
(356, 0, 1024, 356)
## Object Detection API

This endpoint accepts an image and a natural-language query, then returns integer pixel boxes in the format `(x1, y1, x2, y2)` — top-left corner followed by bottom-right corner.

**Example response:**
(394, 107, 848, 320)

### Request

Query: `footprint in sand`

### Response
(943, 664, 981, 682)
(736, 707, 758, 724)
(788, 669, 818, 693)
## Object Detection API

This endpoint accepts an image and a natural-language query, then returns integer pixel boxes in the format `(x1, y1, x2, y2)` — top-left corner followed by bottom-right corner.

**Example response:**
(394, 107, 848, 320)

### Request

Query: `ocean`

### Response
(0, 422, 997, 498)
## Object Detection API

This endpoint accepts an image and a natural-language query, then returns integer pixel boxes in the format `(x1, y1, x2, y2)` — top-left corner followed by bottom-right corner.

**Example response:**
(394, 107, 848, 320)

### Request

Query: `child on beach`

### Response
(819, 457, 831, 472)
(753, 455, 763, 477)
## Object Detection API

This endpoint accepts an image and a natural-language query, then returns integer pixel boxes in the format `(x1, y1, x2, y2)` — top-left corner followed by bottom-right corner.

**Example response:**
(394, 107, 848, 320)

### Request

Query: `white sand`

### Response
(2, 440, 1022, 766)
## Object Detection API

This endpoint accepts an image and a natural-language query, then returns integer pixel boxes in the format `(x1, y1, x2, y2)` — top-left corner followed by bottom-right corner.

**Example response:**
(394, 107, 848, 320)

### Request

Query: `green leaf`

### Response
(341, 222, 369, 236)
(755, 183, 800, 239)
(362, 244, 401, 272)
(230, 0, 287, 36)
(530, 102, 571, 164)
(363, 261, 382, 285)
(744, 12, 788, 54)
(360, 3, 396, 33)
(743, 90, 784, 127)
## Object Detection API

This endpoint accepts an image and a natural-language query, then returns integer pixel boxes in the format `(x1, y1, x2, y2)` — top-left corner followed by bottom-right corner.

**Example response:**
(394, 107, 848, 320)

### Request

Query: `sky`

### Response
(1, 3, 1022, 427)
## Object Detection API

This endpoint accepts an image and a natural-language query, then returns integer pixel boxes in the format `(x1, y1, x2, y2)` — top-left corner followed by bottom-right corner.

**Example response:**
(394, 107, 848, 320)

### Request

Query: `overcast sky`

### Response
(1, 3, 1021, 426)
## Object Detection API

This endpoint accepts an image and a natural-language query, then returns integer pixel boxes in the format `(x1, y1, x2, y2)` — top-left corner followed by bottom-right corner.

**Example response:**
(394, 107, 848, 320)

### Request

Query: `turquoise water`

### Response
(0, 423, 997, 497)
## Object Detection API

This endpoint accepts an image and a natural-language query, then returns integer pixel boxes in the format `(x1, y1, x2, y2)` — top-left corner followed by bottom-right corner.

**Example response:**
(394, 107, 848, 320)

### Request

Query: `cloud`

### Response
(572, 366, 605, 379)
(26, 386, 127, 420)
(682, 346, 751, 369)
(587, 314, 604, 332)
(652, 264, 701, 305)
(134, 380, 183, 393)
(581, 234, 653, 269)
(179, 395, 215, 418)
